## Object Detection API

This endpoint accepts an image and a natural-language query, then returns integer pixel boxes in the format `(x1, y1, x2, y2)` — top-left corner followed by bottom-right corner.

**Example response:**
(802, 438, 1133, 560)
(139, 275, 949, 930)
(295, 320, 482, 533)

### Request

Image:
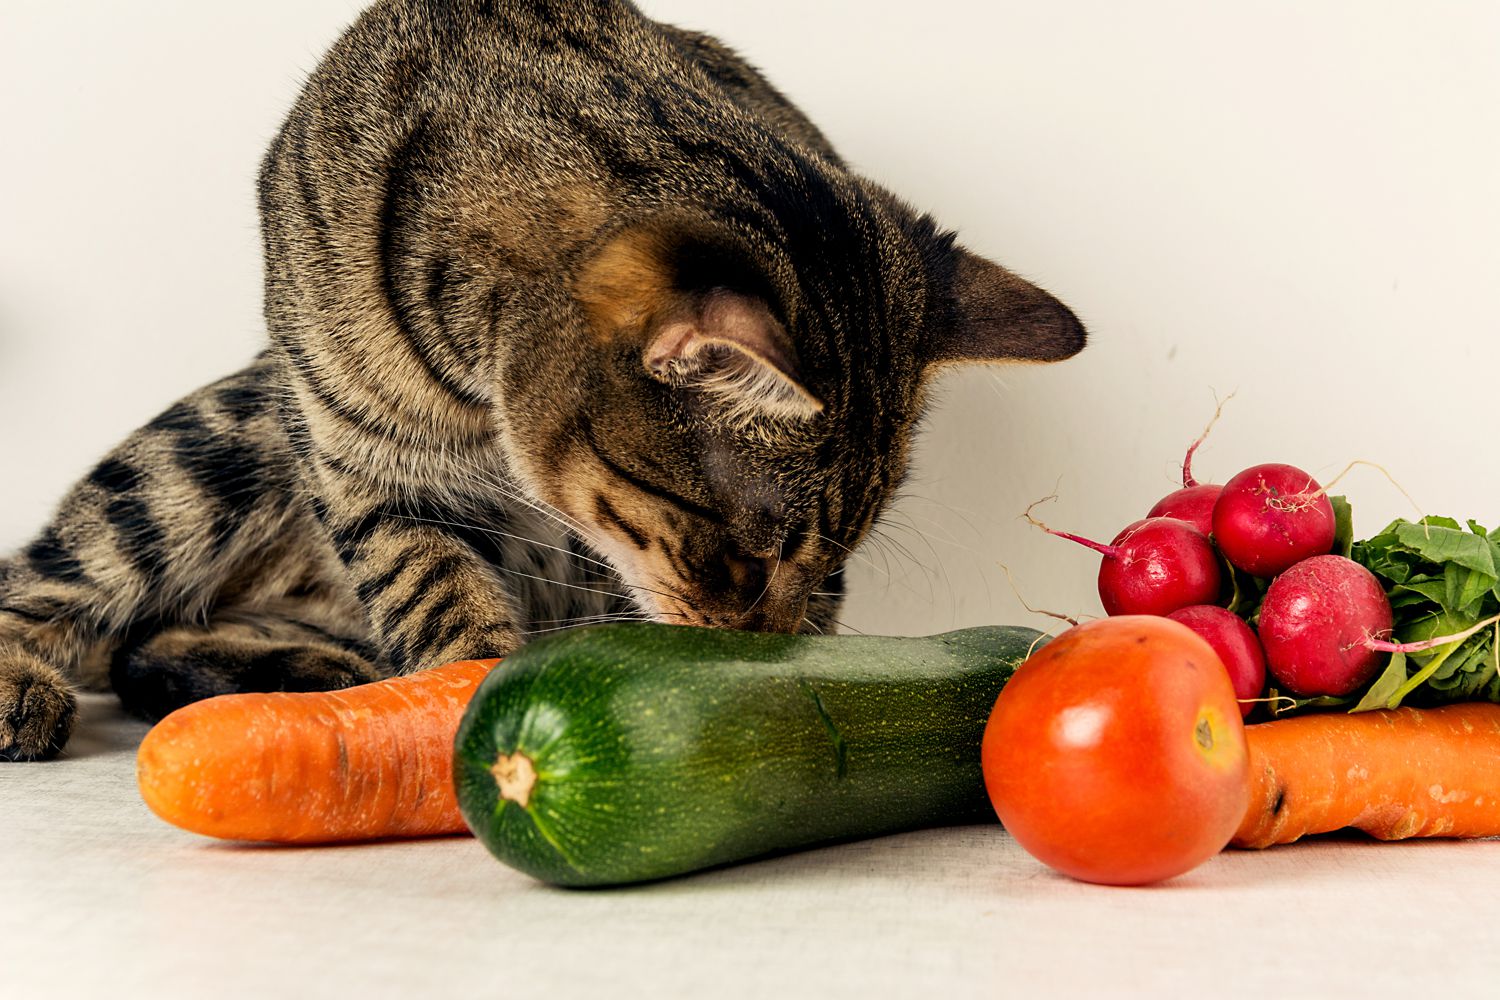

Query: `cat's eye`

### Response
(724, 549, 774, 593)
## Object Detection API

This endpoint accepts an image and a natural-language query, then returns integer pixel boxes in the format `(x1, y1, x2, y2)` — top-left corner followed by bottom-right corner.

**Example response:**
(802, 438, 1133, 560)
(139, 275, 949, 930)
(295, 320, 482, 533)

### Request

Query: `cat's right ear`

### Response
(576, 223, 823, 421)
(925, 247, 1088, 367)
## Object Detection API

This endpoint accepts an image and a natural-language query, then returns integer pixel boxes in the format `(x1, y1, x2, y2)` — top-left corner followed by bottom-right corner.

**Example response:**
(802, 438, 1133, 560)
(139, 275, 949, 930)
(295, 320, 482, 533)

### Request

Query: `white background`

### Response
(3, 0, 1497, 637)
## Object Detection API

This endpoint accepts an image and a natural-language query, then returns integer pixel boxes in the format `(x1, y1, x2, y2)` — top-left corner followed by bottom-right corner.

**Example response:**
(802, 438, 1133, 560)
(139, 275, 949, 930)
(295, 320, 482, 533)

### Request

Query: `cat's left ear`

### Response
(576, 220, 823, 421)
(643, 290, 824, 420)
(926, 247, 1087, 366)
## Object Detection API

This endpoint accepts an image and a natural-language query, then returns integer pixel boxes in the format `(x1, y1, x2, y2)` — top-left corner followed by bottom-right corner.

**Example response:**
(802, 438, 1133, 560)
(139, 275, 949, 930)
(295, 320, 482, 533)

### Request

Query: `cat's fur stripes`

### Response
(0, 0, 1084, 760)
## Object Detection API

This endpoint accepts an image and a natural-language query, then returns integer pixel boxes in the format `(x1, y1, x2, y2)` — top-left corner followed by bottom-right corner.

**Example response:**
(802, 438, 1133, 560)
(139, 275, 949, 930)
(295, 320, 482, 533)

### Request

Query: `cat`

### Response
(0, 0, 1084, 761)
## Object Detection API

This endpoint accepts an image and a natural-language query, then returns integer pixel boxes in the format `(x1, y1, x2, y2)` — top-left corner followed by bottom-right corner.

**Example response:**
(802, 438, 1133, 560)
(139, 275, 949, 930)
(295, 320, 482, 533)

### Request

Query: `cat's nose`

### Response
(736, 596, 811, 635)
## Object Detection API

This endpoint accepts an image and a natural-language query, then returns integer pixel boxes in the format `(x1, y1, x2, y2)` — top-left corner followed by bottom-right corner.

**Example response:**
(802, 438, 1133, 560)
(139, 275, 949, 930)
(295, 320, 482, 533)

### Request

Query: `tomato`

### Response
(982, 616, 1250, 885)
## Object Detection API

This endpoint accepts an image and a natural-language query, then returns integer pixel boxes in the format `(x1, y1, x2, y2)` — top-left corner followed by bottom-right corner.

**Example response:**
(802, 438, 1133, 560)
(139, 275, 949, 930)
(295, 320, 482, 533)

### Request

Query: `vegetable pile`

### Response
(126, 409, 1500, 892)
(1034, 433, 1500, 718)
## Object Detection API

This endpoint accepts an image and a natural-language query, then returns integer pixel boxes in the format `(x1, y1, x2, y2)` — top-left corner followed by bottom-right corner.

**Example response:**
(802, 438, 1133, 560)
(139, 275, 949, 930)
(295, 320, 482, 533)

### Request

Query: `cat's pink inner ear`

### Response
(931, 249, 1087, 366)
(645, 291, 824, 419)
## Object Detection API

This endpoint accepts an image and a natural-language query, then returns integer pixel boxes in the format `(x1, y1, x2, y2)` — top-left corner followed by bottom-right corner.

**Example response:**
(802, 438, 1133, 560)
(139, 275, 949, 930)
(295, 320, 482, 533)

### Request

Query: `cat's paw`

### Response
(0, 650, 77, 761)
(279, 646, 387, 692)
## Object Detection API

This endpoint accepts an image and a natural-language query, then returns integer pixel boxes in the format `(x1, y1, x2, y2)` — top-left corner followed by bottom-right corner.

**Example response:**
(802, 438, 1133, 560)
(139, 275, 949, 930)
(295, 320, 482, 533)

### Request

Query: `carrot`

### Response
(136, 658, 499, 844)
(1233, 702, 1500, 849)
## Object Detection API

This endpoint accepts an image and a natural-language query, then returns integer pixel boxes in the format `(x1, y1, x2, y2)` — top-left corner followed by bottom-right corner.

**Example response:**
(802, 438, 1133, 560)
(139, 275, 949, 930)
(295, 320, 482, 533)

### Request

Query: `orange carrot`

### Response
(137, 658, 498, 843)
(1233, 702, 1500, 849)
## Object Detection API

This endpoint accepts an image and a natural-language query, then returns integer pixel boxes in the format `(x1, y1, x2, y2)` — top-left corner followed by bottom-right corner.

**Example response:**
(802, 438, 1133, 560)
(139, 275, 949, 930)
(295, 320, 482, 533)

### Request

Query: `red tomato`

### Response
(982, 616, 1250, 885)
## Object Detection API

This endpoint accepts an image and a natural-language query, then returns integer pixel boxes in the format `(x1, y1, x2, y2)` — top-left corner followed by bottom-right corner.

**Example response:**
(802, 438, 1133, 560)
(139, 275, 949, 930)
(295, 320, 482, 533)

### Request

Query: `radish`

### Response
(1147, 402, 1227, 535)
(1257, 554, 1394, 697)
(1212, 463, 1336, 577)
(1166, 605, 1267, 717)
(1036, 516, 1222, 617)
(1148, 485, 1221, 538)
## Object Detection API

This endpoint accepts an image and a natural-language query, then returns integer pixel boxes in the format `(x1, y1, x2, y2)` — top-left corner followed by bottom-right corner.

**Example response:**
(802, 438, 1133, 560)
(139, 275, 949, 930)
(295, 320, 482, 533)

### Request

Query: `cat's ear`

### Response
(644, 290, 824, 420)
(577, 221, 822, 421)
(926, 247, 1087, 366)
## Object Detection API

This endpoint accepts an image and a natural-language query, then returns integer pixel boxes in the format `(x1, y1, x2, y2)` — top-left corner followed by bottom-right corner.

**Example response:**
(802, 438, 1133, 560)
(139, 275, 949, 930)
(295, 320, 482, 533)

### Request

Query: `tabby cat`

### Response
(0, 0, 1084, 761)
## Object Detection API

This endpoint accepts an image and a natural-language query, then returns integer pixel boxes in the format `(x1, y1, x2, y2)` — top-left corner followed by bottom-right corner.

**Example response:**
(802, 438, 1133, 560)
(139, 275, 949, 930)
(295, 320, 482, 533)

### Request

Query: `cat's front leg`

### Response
(317, 500, 523, 672)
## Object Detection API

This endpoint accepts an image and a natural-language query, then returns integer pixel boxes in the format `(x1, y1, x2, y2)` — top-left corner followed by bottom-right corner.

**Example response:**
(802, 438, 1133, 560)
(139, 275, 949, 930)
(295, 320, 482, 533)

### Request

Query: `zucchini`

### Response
(454, 622, 1041, 887)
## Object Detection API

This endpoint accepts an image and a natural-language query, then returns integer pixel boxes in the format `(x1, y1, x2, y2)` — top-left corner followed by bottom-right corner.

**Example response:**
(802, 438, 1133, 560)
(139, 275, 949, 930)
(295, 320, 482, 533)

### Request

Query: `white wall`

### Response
(4, 1, 1497, 638)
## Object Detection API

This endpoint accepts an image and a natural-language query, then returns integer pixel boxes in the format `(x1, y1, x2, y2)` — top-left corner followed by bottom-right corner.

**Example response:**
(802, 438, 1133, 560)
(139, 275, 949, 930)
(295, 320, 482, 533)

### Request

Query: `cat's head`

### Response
(258, 2, 1084, 635)
(498, 195, 1084, 634)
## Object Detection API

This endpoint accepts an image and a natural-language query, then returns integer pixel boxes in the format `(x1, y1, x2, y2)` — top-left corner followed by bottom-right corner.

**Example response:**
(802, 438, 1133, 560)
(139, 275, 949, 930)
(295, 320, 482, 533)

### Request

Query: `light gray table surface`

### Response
(5, 694, 1499, 1000)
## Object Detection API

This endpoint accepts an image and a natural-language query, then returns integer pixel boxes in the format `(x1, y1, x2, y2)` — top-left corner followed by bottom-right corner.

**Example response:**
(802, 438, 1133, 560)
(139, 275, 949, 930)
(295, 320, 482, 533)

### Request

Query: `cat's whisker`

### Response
(891, 490, 992, 539)
(453, 470, 578, 534)
(876, 525, 933, 579)
(800, 616, 824, 635)
(445, 455, 600, 546)
(866, 532, 900, 591)
(522, 614, 681, 638)
(486, 480, 586, 538)
(525, 611, 654, 628)
(435, 460, 706, 609)
(525, 620, 630, 636)
(388, 511, 619, 577)
(881, 505, 974, 553)
(869, 524, 945, 608)
(441, 454, 583, 529)
(815, 533, 888, 579)
(880, 501, 994, 613)
(819, 531, 934, 603)
(486, 563, 635, 603)
(741, 548, 782, 618)
(522, 611, 687, 636)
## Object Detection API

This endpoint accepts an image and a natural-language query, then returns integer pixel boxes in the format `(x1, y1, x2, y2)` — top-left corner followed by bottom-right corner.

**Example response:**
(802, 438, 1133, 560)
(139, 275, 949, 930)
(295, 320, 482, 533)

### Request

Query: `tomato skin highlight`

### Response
(982, 616, 1251, 886)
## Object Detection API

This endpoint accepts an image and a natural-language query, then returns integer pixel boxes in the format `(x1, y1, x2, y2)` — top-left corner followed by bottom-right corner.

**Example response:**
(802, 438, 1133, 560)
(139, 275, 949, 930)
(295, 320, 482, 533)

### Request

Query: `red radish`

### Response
(1166, 605, 1267, 717)
(1036, 516, 1222, 617)
(1148, 484, 1221, 537)
(1146, 419, 1223, 535)
(1212, 463, 1336, 577)
(1257, 554, 1394, 697)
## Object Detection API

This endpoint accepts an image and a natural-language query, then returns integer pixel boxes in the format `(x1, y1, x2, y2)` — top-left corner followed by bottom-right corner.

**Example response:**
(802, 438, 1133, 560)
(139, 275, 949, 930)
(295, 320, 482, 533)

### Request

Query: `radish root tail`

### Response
(1358, 613, 1500, 654)
(1021, 495, 1120, 559)
(1265, 459, 1424, 519)
(996, 561, 1080, 628)
(1243, 693, 1301, 714)
(1182, 390, 1235, 488)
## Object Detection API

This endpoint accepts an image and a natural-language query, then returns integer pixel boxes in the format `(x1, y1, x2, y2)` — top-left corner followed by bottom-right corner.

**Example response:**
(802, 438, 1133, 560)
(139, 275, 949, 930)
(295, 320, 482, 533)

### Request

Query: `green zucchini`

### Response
(453, 622, 1041, 887)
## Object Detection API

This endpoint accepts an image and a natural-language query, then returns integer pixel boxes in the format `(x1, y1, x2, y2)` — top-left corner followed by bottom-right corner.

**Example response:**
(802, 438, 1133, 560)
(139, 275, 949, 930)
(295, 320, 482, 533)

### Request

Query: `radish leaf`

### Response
(1393, 521, 1497, 577)
(1350, 514, 1500, 711)
(1351, 651, 1407, 713)
(1331, 495, 1354, 559)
